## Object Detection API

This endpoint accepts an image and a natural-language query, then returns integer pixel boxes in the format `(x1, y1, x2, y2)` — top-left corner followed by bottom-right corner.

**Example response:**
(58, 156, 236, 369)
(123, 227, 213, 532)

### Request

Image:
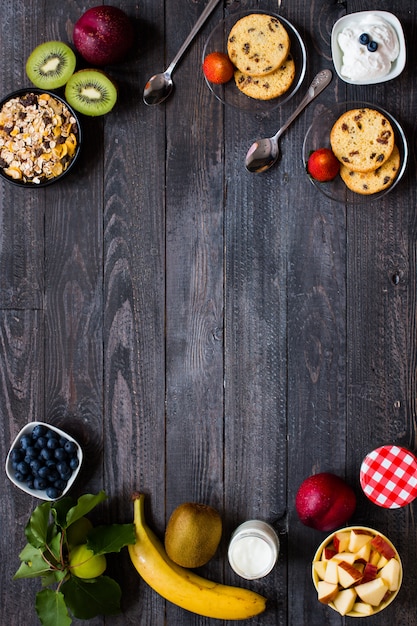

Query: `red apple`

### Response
(73, 5, 134, 66)
(295, 472, 356, 532)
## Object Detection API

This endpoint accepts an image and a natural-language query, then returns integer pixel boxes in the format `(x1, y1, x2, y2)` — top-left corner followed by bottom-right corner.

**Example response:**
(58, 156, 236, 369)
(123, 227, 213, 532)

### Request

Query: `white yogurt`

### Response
(337, 15, 399, 81)
(228, 520, 279, 580)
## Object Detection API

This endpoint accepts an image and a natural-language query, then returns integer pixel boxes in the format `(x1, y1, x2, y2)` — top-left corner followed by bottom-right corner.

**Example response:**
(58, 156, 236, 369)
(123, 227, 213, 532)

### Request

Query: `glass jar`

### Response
(227, 520, 279, 580)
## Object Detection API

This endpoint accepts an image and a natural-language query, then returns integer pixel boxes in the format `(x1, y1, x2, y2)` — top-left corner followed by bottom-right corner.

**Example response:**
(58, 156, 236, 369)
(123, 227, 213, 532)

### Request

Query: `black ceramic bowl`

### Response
(0, 88, 82, 187)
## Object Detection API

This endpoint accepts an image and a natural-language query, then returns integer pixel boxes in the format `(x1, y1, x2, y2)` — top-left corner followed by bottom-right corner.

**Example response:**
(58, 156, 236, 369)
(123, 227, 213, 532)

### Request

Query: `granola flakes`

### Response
(0, 92, 79, 184)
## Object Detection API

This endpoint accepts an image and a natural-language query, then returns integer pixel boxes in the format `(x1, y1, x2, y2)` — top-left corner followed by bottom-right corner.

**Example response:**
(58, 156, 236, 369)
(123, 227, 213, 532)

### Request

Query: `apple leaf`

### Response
(35, 588, 71, 626)
(64, 491, 107, 528)
(87, 523, 136, 555)
(51, 497, 76, 529)
(61, 575, 122, 619)
(25, 501, 51, 548)
(14, 544, 51, 579)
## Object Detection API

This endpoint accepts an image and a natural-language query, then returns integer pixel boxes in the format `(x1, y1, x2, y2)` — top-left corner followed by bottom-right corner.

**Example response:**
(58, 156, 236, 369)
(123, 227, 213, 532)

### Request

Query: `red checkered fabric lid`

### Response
(360, 445, 417, 508)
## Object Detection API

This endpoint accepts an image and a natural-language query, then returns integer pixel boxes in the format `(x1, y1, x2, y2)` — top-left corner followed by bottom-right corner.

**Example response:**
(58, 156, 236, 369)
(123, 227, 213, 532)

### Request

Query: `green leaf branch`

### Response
(14, 491, 136, 625)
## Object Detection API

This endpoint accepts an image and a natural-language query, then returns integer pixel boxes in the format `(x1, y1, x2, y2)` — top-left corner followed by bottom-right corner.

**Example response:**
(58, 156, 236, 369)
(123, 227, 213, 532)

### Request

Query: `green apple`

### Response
(69, 544, 106, 579)
(67, 517, 93, 547)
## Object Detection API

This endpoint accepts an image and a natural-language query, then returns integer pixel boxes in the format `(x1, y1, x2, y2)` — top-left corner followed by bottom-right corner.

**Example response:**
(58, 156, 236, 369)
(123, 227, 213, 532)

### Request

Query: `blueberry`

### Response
(25, 446, 38, 459)
(14, 471, 24, 482)
(69, 456, 79, 470)
(30, 459, 43, 476)
(20, 434, 33, 449)
(359, 33, 369, 45)
(45, 429, 57, 439)
(367, 40, 378, 52)
(26, 476, 35, 489)
(32, 424, 48, 439)
(57, 462, 71, 480)
(10, 448, 24, 463)
(46, 486, 61, 499)
(39, 447, 53, 461)
(16, 461, 30, 475)
(59, 436, 68, 447)
(47, 437, 59, 450)
(54, 448, 67, 461)
(64, 441, 77, 455)
(35, 436, 48, 450)
(54, 479, 67, 491)
(38, 465, 49, 479)
(46, 459, 56, 468)
(34, 477, 47, 490)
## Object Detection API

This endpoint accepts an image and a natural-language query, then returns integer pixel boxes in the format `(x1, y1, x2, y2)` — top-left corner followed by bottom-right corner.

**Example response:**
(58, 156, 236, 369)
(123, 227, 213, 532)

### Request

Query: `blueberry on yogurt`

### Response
(359, 33, 370, 45)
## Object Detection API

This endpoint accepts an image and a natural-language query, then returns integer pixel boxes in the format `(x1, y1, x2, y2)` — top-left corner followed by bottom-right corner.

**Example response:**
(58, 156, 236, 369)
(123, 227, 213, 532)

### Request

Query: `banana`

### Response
(128, 493, 267, 620)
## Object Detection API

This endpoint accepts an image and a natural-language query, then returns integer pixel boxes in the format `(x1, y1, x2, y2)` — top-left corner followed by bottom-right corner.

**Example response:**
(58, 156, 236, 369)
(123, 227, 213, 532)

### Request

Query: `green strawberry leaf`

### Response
(35, 588, 71, 626)
(64, 491, 107, 528)
(25, 502, 51, 548)
(87, 523, 136, 555)
(62, 575, 122, 619)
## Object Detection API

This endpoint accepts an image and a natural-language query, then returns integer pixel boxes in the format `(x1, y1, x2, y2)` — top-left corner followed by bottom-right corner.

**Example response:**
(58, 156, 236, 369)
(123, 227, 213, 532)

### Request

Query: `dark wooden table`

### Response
(1, 1, 417, 624)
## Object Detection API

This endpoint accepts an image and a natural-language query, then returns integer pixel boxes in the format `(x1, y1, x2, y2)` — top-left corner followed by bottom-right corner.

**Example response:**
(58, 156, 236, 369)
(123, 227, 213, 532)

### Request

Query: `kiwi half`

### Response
(26, 41, 76, 89)
(65, 69, 117, 116)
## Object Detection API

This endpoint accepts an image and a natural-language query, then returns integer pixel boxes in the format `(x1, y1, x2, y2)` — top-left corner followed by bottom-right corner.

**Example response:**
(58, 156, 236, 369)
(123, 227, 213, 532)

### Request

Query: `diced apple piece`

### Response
(361, 562, 378, 584)
(317, 580, 339, 604)
(369, 549, 381, 566)
(331, 551, 356, 564)
(379, 558, 401, 591)
(376, 554, 389, 569)
(313, 560, 327, 581)
(349, 530, 372, 553)
(333, 588, 357, 616)
(355, 577, 389, 606)
(370, 535, 396, 560)
(324, 559, 339, 584)
(337, 561, 363, 588)
(334, 531, 350, 553)
(353, 602, 374, 616)
(322, 546, 337, 561)
(354, 542, 371, 564)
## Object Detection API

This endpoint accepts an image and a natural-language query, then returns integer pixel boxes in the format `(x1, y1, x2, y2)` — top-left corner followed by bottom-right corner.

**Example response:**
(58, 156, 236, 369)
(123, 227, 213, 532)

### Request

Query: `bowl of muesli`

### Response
(0, 88, 81, 186)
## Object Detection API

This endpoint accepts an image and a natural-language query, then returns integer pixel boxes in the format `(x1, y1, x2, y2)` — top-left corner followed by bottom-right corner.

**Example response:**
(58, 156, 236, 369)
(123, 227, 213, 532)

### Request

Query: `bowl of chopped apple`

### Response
(312, 526, 402, 617)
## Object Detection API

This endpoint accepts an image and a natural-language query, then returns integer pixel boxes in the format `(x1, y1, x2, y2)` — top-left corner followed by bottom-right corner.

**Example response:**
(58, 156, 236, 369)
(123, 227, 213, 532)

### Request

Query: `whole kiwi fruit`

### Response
(165, 502, 222, 568)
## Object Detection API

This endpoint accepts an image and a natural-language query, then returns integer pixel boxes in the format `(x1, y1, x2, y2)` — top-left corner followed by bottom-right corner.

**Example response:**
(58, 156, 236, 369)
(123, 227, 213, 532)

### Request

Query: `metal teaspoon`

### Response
(245, 69, 333, 173)
(143, 0, 222, 105)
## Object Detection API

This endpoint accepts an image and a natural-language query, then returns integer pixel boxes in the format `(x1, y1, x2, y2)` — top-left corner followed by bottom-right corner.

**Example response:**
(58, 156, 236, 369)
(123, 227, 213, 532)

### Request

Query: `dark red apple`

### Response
(73, 5, 134, 66)
(295, 472, 356, 532)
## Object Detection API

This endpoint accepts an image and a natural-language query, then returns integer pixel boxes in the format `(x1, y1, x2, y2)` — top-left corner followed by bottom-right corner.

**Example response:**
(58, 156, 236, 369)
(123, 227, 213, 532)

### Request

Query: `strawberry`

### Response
(203, 52, 234, 84)
(307, 148, 340, 182)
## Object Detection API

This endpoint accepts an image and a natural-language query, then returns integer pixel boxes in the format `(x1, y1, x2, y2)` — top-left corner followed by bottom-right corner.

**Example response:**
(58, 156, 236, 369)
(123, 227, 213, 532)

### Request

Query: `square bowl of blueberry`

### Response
(5, 421, 83, 501)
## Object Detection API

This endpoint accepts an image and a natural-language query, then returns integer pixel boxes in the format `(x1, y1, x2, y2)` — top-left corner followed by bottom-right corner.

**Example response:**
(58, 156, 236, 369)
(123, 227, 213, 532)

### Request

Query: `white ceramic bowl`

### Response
(312, 526, 402, 617)
(331, 11, 406, 85)
(5, 421, 83, 500)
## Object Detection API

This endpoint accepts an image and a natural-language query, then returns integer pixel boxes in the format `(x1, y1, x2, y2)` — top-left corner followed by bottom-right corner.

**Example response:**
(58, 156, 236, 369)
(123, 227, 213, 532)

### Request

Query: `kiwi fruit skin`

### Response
(65, 69, 117, 116)
(26, 41, 76, 89)
(165, 502, 222, 568)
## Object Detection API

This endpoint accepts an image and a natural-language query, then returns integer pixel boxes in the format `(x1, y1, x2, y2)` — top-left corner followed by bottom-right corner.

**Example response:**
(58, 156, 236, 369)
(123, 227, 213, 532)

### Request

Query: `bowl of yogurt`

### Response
(331, 11, 406, 85)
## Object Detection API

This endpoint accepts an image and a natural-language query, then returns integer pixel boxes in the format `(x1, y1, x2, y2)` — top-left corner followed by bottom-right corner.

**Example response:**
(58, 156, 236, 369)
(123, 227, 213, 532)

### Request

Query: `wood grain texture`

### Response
(1, 0, 417, 624)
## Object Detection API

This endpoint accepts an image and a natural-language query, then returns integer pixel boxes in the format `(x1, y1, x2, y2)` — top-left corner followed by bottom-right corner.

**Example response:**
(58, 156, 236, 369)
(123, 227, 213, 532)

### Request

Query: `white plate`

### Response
(331, 11, 406, 85)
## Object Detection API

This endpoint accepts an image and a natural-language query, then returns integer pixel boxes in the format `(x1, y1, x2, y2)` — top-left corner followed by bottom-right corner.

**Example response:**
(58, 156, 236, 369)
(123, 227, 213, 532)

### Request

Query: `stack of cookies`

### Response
(330, 108, 401, 195)
(227, 14, 295, 101)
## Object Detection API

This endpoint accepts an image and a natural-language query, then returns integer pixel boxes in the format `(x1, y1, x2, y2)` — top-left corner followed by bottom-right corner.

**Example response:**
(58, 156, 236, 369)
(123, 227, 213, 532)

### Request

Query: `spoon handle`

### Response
(274, 69, 333, 142)
(166, 0, 223, 75)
